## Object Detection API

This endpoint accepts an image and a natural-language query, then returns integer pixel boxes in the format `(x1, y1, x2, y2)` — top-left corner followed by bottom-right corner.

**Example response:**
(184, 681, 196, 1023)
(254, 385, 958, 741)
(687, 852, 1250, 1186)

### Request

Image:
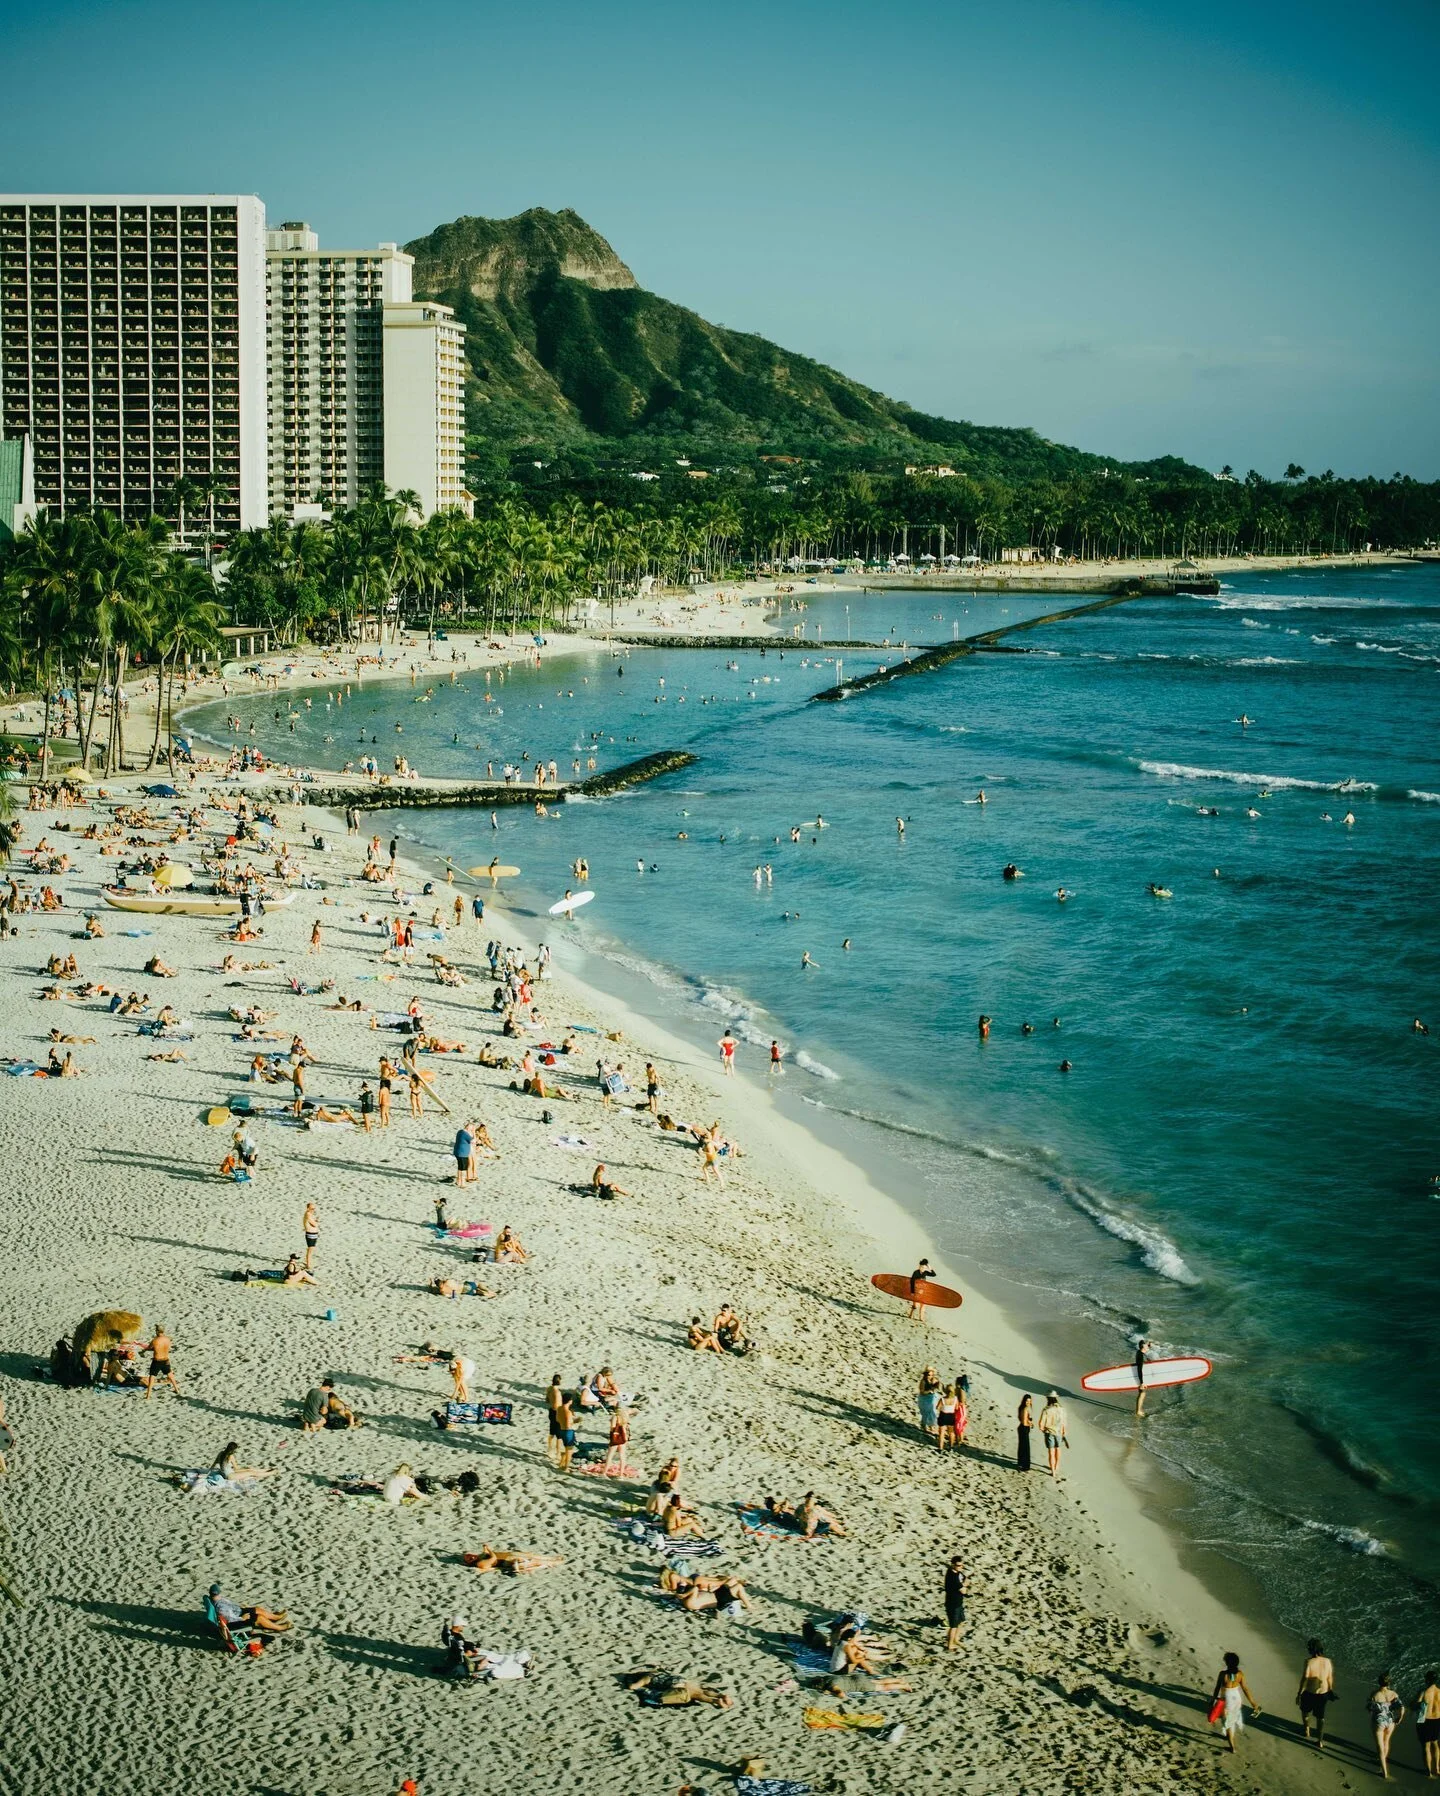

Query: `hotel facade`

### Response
(0, 195, 267, 538)
(0, 194, 469, 535)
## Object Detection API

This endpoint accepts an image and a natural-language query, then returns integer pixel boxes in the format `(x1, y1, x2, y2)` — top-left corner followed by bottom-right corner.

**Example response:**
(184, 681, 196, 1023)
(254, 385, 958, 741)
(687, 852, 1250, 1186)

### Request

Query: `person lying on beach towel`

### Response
(619, 1669, 733, 1709)
(734, 1778, 812, 1796)
(461, 1547, 563, 1576)
(429, 1277, 497, 1301)
(658, 1570, 754, 1616)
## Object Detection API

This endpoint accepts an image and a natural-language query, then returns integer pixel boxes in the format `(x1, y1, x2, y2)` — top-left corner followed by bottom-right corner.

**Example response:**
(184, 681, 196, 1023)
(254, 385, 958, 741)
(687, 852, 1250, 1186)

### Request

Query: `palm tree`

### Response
(146, 560, 223, 769)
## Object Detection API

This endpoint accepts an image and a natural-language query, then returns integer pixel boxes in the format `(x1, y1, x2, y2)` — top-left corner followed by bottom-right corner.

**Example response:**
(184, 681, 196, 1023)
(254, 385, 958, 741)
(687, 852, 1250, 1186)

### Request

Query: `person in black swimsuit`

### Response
(944, 1555, 967, 1651)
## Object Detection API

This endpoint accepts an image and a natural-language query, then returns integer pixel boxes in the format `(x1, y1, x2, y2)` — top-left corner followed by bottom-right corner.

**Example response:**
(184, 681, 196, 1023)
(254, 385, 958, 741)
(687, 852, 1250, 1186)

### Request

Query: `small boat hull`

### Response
(102, 888, 296, 918)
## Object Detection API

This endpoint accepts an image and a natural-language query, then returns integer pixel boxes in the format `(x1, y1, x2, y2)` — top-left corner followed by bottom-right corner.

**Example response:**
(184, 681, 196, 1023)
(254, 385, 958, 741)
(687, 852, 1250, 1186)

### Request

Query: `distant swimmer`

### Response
(1343, 811, 1355, 826)
(1055, 887, 1070, 903)
(1415, 1019, 1430, 1035)
(1021, 1021, 1035, 1036)
(1198, 806, 1219, 816)
(1246, 808, 1261, 819)
(896, 816, 906, 838)
(1148, 884, 1173, 899)
(636, 860, 645, 873)
(1258, 788, 1272, 799)
(801, 951, 819, 970)
(977, 1015, 991, 1040)
(1321, 812, 1332, 822)
(976, 790, 987, 805)
(842, 938, 852, 951)
(1002, 863, 1023, 881)
(1059, 1059, 1073, 1072)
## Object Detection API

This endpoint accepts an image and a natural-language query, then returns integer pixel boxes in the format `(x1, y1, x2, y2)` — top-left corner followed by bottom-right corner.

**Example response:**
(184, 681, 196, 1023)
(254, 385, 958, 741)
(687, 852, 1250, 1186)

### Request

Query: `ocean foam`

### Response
(1409, 789, 1440, 804)
(1138, 760, 1378, 794)
(1299, 1519, 1388, 1557)
(794, 1050, 840, 1081)
(1064, 1187, 1200, 1286)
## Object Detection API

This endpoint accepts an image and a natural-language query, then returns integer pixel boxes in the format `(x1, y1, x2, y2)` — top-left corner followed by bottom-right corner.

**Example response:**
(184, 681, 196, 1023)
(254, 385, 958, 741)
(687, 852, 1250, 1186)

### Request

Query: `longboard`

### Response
(1081, 1355, 1211, 1393)
(467, 864, 521, 880)
(871, 1272, 963, 1309)
(549, 890, 595, 916)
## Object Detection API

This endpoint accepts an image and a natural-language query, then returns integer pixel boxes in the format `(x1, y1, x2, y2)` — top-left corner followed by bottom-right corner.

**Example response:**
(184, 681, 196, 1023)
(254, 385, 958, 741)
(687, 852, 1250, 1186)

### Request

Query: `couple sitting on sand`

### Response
(688, 1305, 750, 1355)
(299, 1378, 361, 1431)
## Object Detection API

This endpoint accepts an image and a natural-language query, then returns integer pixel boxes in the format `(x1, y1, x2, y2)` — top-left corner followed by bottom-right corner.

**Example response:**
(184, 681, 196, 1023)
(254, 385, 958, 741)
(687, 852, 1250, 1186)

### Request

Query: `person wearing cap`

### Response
(1038, 1391, 1068, 1480)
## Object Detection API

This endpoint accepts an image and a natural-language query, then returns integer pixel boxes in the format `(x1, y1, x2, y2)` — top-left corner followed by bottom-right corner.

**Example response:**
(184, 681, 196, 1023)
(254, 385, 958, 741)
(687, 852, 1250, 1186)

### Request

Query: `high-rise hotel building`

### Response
(0, 195, 267, 537)
(264, 224, 413, 516)
(1, 197, 468, 533)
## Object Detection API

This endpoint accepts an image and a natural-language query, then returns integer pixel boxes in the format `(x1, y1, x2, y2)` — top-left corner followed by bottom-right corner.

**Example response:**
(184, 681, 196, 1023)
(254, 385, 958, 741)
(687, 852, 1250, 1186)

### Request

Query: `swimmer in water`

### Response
(977, 1015, 991, 1040)
(1021, 1021, 1035, 1036)
(1055, 886, 1069, 903)
(1236, 714, 1253, 728)
(842, 938, 851, 951)
(1343, 811, 1355, 826)
(1059, 1059, 1072, 1072)
(801, 951, 819, 971)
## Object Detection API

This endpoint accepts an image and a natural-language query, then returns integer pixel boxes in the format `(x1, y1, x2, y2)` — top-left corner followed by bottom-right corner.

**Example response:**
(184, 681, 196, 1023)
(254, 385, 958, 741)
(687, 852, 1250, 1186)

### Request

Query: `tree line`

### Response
(2, 464, 1435, 774)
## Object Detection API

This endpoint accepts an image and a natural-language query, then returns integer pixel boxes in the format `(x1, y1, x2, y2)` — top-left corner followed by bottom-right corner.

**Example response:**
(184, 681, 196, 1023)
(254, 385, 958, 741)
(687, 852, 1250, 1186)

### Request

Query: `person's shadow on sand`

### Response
(63, 1597, 217, 1652)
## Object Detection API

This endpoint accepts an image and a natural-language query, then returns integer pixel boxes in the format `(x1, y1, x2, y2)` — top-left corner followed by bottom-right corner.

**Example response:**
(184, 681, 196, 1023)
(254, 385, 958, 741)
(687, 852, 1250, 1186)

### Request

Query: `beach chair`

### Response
(202, 1593, 259, 1656)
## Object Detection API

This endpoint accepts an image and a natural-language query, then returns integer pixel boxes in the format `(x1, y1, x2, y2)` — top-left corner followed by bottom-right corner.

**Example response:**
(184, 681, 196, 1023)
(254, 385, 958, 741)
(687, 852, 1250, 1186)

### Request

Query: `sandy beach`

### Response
(0, 739, 1389, 1796)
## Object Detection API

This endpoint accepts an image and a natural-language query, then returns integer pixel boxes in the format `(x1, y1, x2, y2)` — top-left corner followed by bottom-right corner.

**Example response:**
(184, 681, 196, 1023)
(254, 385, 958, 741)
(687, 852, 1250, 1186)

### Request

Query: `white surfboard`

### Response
(548, 890, 596, 916)
(1082, 1355, 1211, 1393)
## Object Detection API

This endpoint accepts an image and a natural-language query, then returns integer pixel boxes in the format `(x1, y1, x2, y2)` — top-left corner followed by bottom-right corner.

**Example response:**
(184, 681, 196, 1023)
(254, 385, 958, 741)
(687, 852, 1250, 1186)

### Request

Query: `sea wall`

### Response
(252, 748, 698, 812)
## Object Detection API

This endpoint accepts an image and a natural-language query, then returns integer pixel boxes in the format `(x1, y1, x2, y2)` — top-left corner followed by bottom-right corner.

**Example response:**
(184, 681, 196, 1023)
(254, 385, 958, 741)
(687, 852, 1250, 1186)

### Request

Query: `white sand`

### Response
(0, 767, 1376, 1796)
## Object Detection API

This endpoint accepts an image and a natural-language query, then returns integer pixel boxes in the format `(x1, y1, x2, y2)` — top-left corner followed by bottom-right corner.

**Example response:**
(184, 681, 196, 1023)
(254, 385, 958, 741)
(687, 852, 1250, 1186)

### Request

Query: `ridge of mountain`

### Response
(404, 207, 1174, 481)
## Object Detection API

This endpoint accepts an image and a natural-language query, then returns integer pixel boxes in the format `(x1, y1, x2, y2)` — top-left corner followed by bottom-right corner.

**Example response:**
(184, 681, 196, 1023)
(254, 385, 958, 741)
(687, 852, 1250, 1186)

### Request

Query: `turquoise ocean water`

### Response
(190, 564, 1439, 1673)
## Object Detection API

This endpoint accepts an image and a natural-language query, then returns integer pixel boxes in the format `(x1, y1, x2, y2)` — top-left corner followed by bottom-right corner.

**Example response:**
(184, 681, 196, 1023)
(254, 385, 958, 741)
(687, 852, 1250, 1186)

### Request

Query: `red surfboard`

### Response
(872, 1272, 963, 1309)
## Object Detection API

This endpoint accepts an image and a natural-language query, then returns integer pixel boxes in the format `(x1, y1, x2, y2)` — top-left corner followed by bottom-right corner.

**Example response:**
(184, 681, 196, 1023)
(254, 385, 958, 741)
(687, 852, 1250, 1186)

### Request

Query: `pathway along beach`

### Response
(0, 765, 1387, 1796)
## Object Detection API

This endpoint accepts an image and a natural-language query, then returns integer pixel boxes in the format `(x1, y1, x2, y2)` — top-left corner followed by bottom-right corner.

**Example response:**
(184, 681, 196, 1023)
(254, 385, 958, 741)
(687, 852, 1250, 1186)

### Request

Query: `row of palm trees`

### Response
(1, 510, 223, 779)
(221, 487, 739, 645)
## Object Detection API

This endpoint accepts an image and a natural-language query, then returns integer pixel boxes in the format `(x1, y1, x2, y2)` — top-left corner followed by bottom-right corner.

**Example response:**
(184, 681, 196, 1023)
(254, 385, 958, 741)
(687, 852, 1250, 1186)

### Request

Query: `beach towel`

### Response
(1, 1061, 46, 1077)
(443, 1222, 493, 1240)
(579, 1459, 641, 1479)
(803, 1707, 889, 1731)
(612, 1517, 722, 1560)
(175, 1469, 260, 1496)
(550, 1134, 594, 1151)
(736, 1781, 811, 1796)
(737, 1507, 828, 1543)
(467, 1647, 532, 1681)
(434, 1401, 513, 1428)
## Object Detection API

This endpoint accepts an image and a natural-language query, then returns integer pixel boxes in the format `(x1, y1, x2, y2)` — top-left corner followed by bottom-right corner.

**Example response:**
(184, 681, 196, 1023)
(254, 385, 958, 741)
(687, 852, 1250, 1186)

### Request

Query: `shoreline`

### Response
(0, 761, 1374, 1792)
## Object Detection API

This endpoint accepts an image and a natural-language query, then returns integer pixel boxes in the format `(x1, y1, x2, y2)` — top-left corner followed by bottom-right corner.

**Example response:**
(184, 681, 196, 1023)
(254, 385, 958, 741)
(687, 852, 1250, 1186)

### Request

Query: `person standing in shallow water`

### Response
(1016, 1393, 1034, 1472)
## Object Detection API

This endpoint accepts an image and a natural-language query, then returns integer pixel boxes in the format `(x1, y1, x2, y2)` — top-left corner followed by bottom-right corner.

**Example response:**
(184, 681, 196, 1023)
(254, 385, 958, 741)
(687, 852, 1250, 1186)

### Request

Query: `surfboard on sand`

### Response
(549, 890, 595, 916)
(467, 864, 521, 880)
(1081, 1355, 1211, 1393)
(871, 1272, 963, 1310)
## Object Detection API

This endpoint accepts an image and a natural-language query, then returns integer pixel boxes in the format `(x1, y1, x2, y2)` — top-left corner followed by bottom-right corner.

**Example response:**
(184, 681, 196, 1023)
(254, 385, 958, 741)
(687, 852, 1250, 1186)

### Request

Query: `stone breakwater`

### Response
(256, 748, 699, 811)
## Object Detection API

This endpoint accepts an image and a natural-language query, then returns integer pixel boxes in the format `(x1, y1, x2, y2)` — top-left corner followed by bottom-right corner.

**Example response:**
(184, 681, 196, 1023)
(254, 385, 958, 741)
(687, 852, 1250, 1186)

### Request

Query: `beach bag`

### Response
(1207, 1694, 1225, 1726)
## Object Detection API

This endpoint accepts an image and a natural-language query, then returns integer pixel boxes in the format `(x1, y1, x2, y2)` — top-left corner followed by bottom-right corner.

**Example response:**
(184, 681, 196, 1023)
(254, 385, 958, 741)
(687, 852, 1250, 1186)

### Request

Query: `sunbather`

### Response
(798, 1491, 847, 1538)
(462, 1546, 565, 1576)
(687, 1316, 724, 1353)
(207, 1583, 290, 1635)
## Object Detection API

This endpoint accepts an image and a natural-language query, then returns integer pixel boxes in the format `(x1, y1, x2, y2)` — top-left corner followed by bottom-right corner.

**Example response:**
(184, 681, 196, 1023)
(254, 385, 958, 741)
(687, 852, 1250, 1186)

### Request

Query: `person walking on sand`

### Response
(448, 1352, 475, 1405)
(1414, 1670, 1440, 1779)
(718, 1030, 736, 1076)
(545, 1374, 565, 1465)
(143, 1326, 180, 1399)
(1296, 1637, 1336, 1749)
(309, 918, 322, 954)
(770, 1039, 784, 1077)
(1368, 1673, 1405, 1780)
(1016, 1392, 1034, 1471)
(1038, 1391, 1067, 1479)
(302, 1200, 320, 1271)
(906, 1258, 936, 1320)
(943, 1555, 967, 1651)
(1210, 1652, 1260, 1753)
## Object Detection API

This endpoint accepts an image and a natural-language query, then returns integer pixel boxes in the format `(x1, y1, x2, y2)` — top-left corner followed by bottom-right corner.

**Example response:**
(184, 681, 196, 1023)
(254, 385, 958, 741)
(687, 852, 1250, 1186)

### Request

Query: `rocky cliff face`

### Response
(407, 207, 637, 304)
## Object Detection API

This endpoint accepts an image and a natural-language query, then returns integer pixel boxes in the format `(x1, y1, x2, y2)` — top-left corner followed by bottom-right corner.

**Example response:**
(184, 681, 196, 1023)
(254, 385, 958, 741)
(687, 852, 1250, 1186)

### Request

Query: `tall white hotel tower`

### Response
(0, 195, 267, 538)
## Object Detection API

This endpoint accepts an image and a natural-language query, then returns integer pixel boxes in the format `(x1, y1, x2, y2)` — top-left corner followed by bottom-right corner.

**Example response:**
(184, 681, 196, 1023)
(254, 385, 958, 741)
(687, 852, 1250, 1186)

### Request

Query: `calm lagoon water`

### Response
(191, 563, 1440, 1671)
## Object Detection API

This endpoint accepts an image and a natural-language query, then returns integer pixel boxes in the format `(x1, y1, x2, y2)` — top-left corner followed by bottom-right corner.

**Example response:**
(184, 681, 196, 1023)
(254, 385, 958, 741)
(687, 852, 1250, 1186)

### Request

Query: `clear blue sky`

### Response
(4, 0, 1437, 477)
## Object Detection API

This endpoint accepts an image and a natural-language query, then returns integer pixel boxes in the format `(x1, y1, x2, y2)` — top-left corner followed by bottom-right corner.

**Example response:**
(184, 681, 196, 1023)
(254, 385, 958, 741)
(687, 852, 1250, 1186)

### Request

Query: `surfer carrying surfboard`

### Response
(1134, 1339, 1150, 1417)
(908, 1260, 936, 1320)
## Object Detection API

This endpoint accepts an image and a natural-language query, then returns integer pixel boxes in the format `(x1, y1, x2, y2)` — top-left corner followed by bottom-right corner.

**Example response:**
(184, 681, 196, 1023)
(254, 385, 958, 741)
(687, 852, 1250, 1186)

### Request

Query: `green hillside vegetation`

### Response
(405, 208, 1176, 485)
